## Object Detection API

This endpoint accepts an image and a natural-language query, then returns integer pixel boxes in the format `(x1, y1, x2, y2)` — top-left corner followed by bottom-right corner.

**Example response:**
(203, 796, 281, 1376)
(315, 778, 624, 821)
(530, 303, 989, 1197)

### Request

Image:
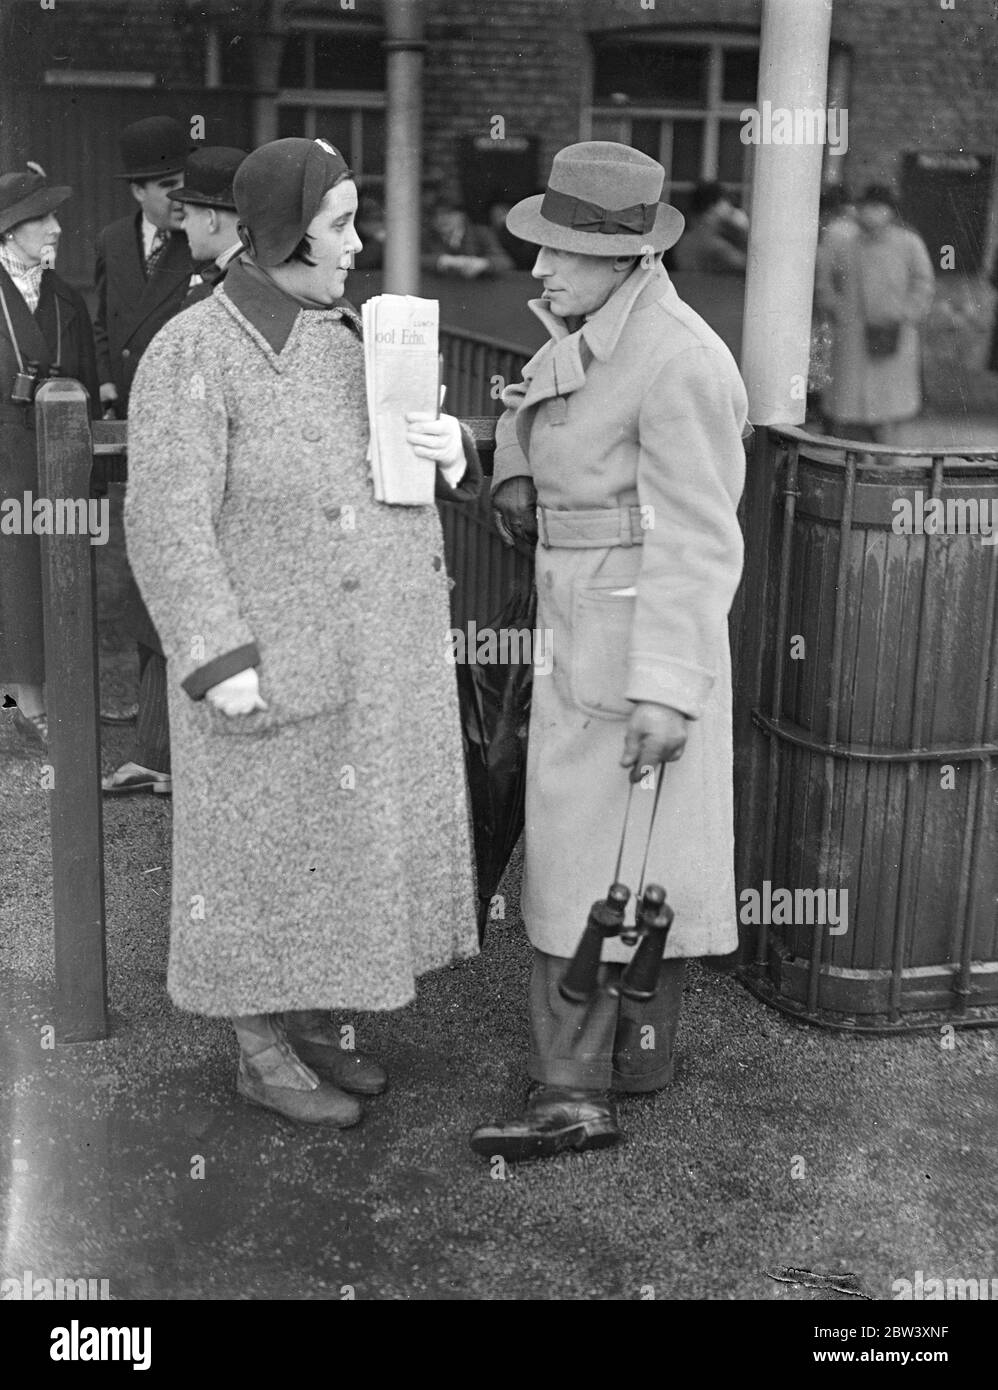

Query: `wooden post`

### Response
(384, 0, 425, 294)
(740, 0, 833, 425)
(35, 379, 108, 1042)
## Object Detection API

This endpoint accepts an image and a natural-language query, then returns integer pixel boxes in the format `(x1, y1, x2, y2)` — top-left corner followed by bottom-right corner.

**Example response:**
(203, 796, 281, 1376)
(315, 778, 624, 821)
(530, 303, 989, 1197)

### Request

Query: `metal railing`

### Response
(439, 326, 530, 418)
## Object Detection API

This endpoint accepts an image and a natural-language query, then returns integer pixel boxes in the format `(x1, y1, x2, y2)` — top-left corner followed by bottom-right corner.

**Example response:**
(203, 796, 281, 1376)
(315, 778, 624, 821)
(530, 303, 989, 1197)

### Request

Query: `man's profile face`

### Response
(177, 204, 215, 261)
(131, 174, 185, 231)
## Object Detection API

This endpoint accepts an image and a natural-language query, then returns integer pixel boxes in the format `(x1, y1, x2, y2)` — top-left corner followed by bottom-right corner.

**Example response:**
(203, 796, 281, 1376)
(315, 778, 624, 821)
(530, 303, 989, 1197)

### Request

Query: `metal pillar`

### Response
(740, 0, 833, 425)
(383, 0, 425, 294)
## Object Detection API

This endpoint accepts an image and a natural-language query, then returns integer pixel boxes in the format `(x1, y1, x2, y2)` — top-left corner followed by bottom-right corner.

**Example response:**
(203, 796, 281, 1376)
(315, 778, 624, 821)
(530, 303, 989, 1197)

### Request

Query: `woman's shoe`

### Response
(12, 708, 48, 750)
(282, 1011, 388, 1095)
(236, 1036, 362, 1127)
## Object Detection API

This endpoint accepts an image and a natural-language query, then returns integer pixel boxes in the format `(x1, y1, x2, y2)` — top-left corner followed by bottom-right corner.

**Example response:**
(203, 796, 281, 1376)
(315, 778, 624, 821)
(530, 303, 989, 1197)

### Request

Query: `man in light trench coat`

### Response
(469, 143, 749, 1162)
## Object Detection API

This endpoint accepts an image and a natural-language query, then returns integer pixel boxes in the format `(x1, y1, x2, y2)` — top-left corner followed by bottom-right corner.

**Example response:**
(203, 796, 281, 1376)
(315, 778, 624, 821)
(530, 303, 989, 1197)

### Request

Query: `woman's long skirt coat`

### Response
(125, 265, 478, 1016)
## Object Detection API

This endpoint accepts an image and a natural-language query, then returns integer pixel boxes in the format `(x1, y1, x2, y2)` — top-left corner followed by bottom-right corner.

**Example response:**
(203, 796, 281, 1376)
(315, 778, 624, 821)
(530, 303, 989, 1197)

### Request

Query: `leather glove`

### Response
(206, 667, 267, 717)
(492, 475, 538, 547)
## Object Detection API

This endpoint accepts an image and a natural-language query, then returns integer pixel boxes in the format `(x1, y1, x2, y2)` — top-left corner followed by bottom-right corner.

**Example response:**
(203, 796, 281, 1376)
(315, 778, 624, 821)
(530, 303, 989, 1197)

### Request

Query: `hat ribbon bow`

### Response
(542, 187, 657, 237)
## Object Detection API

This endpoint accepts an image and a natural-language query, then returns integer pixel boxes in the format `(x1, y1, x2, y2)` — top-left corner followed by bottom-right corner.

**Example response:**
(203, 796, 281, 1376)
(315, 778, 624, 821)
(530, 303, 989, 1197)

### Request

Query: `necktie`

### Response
(145, 229, 168, 279)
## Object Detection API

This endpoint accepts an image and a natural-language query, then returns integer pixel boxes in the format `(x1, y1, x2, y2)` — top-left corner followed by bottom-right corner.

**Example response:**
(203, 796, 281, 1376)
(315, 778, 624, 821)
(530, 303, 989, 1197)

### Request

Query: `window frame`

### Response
(584, 29, 761, 207)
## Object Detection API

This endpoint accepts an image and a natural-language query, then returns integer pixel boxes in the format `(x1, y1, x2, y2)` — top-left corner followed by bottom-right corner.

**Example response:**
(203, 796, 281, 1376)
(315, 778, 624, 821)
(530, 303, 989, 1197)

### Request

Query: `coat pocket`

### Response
(570, 581, 636, 720)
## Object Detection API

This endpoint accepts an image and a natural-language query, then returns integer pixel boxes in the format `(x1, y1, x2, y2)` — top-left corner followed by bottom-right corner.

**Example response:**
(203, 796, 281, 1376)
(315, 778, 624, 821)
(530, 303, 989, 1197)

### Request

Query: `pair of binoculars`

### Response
(11, 360, 58, 406)
(559, 881, 675, 1005)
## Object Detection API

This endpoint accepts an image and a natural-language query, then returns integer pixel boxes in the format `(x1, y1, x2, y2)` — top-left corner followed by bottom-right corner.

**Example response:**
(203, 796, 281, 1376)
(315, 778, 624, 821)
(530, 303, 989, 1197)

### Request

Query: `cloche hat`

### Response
(233, 138, 352, 265)
(506, 141, 684, 257)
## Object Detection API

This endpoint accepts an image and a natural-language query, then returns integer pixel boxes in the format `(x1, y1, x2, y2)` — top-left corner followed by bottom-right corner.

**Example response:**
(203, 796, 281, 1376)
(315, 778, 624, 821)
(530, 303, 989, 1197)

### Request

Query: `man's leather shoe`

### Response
(469, 1085, 621, 1162)
(281, 1012, 387, 1096)
(236, 1041, 362, 1127)
(102, 761, 172, 795)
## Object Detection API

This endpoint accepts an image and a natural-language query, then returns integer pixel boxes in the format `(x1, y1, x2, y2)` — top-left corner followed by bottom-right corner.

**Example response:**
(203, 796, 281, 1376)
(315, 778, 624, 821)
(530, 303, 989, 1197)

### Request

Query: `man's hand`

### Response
(621, 702, 688, 782)
(206, 668, 267, 717)
(492, 475, 538, 546)
(406, 412, 463, 471)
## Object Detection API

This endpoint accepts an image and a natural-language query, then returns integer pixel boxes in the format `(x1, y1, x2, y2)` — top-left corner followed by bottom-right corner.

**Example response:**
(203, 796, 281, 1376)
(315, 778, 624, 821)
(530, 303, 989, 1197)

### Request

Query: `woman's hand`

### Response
(206, 668, 267, 717)
(406, 412, 464, 470)
(621, 702, 688, 782)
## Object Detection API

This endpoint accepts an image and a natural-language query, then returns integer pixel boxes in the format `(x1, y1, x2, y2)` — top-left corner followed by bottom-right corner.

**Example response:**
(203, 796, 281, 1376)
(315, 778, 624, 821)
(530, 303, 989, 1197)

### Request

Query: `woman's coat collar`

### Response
(219, 257, 362, 360)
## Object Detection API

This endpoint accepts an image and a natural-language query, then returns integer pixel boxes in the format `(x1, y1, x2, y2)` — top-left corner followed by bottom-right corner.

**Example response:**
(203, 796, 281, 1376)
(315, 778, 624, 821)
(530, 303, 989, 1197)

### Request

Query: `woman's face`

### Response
(297, 180, 363, 304)
(7, 212, 61, 267)
(532, 245, 625, 318)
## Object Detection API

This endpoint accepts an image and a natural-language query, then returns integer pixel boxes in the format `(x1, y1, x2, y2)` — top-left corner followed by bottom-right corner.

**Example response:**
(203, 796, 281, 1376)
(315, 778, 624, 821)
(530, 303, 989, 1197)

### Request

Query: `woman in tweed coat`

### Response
(125, 139, 480, 1127)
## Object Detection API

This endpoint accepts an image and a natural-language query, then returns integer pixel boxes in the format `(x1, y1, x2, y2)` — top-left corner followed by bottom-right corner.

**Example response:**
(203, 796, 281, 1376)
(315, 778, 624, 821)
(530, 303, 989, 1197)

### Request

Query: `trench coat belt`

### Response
(535, 503, 644, 549)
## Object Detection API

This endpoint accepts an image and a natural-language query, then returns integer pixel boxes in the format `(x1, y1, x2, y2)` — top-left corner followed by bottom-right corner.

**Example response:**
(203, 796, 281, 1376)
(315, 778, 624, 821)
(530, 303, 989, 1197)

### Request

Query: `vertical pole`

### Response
(251, 32, 283, 147)
(35, 380, 108, 1042)
(740, 0, 833, 425)
(384, 0, 425, 294)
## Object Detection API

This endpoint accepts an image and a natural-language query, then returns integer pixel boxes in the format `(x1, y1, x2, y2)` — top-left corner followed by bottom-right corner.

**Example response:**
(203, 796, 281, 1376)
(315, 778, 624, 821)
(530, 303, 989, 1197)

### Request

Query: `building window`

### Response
(588, 33, 759, 214)
(276, 27, 386, 189)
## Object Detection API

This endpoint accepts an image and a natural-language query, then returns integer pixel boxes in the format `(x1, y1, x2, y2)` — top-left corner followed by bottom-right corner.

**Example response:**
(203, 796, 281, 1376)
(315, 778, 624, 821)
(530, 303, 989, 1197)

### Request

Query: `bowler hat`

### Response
(118, 116, 191, 181)
(506, 142, 684, 257)
(233, 137, 352, 266)
(169, 147, 248, 210)
(0, 168, 71, 236)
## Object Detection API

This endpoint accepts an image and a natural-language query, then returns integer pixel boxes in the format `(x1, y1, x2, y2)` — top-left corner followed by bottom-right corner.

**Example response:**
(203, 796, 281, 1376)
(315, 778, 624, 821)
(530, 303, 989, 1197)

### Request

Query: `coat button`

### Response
(432, 555, 442, 570)
(302, 425, 322, 441)
(121, 348, 131, 359)
(342, 577, 360, 591)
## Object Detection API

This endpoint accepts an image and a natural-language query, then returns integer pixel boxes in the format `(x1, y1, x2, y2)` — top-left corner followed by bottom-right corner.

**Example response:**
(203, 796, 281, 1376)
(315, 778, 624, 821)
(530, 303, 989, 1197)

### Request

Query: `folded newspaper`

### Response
(362, 294, 440, 506)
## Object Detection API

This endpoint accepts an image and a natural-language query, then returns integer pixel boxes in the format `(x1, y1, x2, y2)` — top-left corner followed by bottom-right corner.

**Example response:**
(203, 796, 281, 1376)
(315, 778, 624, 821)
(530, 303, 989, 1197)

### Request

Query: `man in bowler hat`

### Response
(97, 116, 201, 795)
(170, 146, 248, 307)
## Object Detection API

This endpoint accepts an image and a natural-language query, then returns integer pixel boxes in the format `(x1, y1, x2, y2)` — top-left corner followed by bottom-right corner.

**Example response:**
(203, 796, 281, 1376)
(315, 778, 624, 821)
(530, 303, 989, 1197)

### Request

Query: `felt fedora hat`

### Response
(117, 116, 192, 181)
(169, 146, 248, 210)
(506, 141, 684, 257)
(233, 137, 351, 266)
(0, 167, 71, 236)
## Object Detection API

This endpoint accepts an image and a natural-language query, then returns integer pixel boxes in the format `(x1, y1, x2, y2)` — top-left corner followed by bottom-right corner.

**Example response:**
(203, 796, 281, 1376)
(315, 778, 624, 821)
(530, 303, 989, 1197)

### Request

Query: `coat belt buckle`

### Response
(536, 505, 550, 548)
(618, 507, 634, 548)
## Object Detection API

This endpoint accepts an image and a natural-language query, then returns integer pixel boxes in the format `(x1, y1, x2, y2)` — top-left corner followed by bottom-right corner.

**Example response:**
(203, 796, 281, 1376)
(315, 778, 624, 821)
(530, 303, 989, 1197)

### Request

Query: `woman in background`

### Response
(0, 165, 99, 750)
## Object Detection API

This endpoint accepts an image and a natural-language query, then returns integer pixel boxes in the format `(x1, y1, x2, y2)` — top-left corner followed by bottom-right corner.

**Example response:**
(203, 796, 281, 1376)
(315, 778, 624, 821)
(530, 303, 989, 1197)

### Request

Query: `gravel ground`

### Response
(2, 702, 995, 1301)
